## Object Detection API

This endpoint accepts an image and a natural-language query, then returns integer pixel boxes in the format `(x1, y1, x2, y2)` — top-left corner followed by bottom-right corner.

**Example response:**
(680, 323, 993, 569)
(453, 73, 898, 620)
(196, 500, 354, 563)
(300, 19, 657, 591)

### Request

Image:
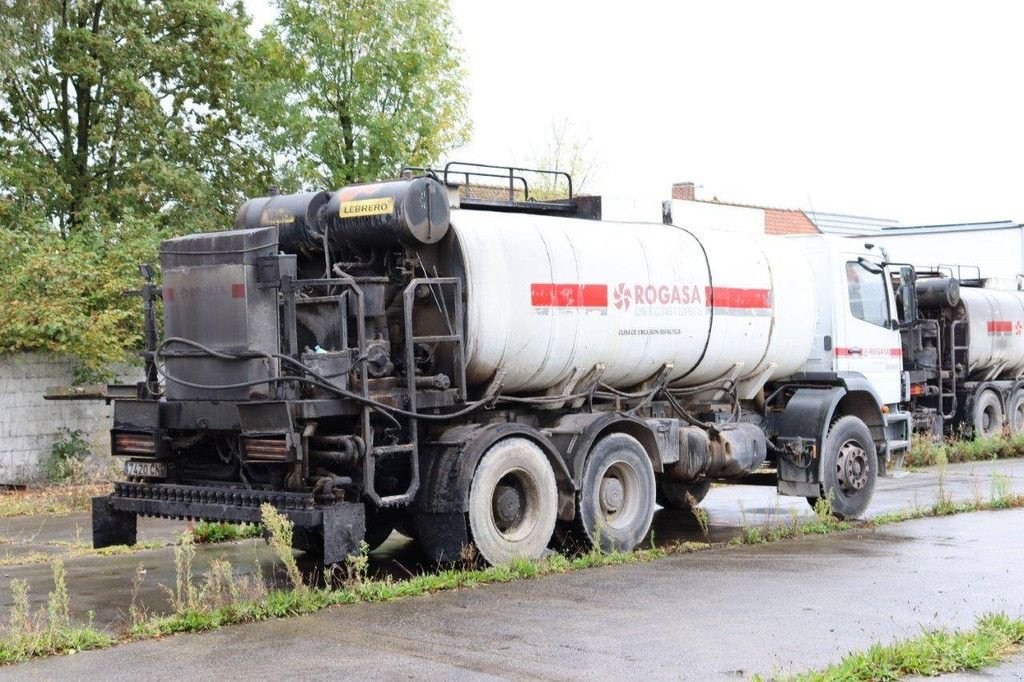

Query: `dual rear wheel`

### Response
(465, 433, 658, 565)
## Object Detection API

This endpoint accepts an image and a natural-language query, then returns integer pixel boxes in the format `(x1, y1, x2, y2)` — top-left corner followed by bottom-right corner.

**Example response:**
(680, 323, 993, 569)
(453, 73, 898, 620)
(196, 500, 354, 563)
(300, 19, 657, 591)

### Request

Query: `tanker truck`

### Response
(894, 270, 1024, 440)
(95, 164, 920, 566)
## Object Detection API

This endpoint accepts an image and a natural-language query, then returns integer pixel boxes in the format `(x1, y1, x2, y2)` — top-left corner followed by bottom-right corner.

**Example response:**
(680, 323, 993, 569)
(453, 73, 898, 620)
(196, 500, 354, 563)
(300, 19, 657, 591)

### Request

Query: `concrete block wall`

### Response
(0, 353, 141, 485)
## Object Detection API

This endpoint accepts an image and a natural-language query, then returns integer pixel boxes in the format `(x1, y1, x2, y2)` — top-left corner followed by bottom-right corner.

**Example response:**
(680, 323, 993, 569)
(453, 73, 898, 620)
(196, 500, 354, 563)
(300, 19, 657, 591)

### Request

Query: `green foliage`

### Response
(0, 0, 270, 235)
(0, 214, 160, 365)
(252, 0, 470, 189)
(191, 521, 262, 544)
(45, 427, 92, 483)
(775, 613, 1024, 681)
(905, 431, 1024, 468)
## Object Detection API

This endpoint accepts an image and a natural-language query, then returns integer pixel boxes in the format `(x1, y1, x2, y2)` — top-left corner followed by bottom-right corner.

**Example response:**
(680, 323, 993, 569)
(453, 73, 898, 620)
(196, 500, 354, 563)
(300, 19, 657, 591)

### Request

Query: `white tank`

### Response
(961, 287, 1024, 378)
(444, 210, 816, 396)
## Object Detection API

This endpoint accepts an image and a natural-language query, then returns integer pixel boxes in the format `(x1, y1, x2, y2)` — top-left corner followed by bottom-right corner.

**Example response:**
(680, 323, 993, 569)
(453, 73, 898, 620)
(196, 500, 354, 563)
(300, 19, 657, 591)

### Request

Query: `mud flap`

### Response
(414, 512, 468, 563)
(322, 503, 366, 566)
(92, 495, 137, 548)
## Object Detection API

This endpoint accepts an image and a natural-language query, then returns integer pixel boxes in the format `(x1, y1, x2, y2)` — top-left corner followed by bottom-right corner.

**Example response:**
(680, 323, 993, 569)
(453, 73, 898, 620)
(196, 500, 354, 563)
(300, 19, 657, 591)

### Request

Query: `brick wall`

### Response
(671, 182, 696, 201)
(0, 353, 141, 485)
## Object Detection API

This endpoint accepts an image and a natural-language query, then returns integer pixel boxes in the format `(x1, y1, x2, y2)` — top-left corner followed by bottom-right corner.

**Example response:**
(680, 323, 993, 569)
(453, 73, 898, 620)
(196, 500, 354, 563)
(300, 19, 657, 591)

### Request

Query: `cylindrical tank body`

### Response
(443, 210, 816, 394)
(916, 277, 960, 308)
(961, 287, 1024, 378)
(323, 177, 450, 248)
(234, 191, 331, 258)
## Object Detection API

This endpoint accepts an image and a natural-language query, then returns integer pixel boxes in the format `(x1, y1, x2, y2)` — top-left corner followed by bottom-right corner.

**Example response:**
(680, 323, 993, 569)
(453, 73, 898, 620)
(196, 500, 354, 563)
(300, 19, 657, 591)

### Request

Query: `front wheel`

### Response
(806, 416, 878, 519)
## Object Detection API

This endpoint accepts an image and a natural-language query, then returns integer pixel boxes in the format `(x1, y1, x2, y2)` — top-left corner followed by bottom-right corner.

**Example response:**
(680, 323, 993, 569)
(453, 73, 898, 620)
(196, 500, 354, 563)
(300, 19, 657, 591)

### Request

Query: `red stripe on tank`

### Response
(530, 283, 608, 308)
(705, 286, 772, 309)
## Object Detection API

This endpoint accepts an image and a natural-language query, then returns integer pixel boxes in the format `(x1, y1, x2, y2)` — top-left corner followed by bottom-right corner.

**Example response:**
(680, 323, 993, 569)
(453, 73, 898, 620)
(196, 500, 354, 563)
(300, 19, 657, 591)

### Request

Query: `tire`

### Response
(1004, 390, 1024, 435)
(467, 437, 558, 566)
(656, 479, 711, 510)
(806, 415, 878, 520)
(972, 390, 1004, 439)
(577, 433, 656, 553)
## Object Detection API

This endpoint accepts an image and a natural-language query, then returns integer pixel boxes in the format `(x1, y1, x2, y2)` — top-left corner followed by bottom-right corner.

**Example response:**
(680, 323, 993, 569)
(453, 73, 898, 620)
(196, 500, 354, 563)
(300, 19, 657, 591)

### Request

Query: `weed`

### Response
(46, 560, 70, 630)
(168, 532, 199, 613)
(990, 472, 1013, 509)
(689, 500, 710, 542)
(128, 564, 147, 628)
(905, 431, 1024, 468)
(259, 504, 305, 591)
(191, 521, 262, 544)
(44, 429, 91, 484)
(0, 484, 111, 519)
(772, 612, 1024, 681)
(0, 560, 113, 664)
(343, 542, 370, 588)
(458, 542, 480, 567)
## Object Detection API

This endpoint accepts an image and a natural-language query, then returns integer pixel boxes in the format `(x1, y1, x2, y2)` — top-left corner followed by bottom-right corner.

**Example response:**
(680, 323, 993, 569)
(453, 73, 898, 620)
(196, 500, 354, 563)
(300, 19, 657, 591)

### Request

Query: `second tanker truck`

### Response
(91, 163, 1017, 565)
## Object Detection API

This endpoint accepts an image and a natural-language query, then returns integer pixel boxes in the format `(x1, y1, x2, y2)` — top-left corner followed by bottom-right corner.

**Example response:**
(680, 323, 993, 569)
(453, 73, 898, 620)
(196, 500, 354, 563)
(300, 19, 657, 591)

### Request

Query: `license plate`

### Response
(125, 461, 167, 479)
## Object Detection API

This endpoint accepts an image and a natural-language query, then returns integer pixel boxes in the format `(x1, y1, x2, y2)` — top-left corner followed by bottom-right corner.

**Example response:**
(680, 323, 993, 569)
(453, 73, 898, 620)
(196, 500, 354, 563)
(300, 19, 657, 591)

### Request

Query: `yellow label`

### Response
(338, 197, 393, 218)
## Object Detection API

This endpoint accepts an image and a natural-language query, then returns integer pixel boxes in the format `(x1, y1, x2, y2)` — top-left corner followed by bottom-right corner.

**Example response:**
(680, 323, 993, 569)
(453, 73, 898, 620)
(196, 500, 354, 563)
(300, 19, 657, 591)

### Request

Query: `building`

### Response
(662, 181, 819, 237)
(862, 221, 1024, 289)
(803, 210, 900, 237)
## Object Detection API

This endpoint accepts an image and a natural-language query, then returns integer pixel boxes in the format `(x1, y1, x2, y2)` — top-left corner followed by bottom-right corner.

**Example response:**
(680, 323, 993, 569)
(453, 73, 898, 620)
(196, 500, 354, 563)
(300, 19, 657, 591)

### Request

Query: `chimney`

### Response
(672, 182, 695, 201)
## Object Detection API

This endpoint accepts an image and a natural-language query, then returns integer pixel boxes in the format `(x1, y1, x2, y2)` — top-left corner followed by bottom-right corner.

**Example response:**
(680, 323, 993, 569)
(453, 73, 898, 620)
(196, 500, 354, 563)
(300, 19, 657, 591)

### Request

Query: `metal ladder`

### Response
(363, 277, 466, 508)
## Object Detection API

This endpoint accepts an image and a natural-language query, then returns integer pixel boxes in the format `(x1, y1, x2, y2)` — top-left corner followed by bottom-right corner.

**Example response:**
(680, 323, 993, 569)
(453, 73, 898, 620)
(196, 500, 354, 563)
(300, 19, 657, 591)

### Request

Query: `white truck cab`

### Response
(787, 235, 912, 459)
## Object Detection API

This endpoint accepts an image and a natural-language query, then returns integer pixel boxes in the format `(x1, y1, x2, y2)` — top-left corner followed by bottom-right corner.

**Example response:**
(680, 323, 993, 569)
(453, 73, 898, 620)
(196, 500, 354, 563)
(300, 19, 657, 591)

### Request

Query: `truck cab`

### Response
(787, 235, 913, 461)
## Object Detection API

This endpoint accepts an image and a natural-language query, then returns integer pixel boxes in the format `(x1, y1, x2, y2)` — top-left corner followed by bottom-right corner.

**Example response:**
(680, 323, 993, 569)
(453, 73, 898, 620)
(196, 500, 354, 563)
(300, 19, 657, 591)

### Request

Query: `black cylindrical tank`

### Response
(322, 177, 450, 248)
(916, 277, 960, 308)
(234, 191, 331, 258)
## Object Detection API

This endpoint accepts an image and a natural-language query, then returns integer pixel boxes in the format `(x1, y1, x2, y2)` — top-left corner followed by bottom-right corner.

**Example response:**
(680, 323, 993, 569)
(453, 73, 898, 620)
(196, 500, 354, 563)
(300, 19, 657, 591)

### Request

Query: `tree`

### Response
(253, 0, 470, 190)
(0, 0, 268, 236)
(526, 117, 597, 199)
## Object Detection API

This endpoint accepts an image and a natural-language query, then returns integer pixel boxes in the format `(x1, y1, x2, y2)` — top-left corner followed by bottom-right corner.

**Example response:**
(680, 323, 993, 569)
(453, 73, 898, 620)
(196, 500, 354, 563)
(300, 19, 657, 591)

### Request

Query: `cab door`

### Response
(833, 252, 903, 405)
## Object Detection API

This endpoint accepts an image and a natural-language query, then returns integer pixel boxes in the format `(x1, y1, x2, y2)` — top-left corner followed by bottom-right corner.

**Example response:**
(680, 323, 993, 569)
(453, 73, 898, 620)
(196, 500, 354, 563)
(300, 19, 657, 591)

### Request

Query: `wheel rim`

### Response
(596, 460, 642, 530)
(983, 404, 1000, 436)
(835, 439, 869, 495)
(488, 468, 540, 542)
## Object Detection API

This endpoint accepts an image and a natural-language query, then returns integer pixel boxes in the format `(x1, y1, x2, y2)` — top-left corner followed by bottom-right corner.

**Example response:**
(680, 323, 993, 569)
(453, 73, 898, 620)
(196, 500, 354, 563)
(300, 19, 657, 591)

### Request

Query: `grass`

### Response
(190, 521, 262, 544)
(0, 484, 111, 519)
(1, 465, 1023, 667)
(729, 495, 851, 546)
(904, 431, 1024, 468)
(768, 612, 1024, 681)
(0, 560, 114, 664)
(0, 540, 166, 568)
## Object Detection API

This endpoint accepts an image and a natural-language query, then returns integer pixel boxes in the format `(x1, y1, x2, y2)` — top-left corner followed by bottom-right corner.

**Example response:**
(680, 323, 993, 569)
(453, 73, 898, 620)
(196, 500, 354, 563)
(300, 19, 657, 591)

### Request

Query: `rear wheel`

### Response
(1005, 390, 1024, 435)
(972, 390, 1004, 439)
(467, 437, 558, 566)
(577, 433, 656, 552)
(806, 415, 877, 519)
(656, 479, 711, 510)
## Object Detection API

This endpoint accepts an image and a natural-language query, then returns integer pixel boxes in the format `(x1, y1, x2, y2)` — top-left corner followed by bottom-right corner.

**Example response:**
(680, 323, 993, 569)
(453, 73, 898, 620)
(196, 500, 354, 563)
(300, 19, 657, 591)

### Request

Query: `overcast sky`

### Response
(244, 1, 1024, 225)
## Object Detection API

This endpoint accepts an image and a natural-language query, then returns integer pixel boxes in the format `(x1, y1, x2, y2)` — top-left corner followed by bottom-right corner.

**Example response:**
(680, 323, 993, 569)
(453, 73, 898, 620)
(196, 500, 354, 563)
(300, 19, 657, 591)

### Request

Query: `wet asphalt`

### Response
(0, 458, 1023, 678)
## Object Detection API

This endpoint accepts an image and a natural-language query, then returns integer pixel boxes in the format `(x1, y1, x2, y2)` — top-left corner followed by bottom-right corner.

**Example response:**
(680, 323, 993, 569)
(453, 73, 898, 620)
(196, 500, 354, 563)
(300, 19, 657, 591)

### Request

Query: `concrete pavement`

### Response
(0, 458, 1020, 672)
(7, 507, 1024, 680)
